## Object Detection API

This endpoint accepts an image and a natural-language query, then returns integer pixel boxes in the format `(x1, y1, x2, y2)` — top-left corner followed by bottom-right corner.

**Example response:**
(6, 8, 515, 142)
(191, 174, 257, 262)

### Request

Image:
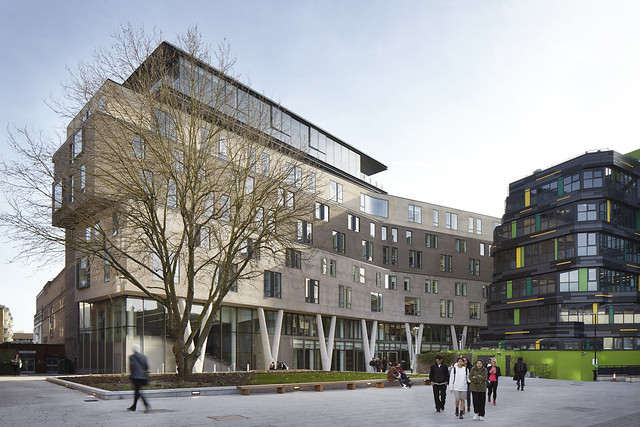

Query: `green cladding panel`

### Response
(535, 214, 541, 232)
(511, 221, 517, 238)
(526, 278, 532, 296)
(579, 268, 588, 291)
(558, 177, 564, 196)
(507, 281, 512, 299)
(514, 308, 520, 326)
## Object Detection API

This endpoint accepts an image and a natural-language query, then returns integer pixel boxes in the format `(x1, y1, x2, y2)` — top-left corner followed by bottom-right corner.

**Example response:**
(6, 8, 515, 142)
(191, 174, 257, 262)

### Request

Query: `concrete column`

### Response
(316, 314, 336, 371)
(258, 308, 284, 369)
(193, 303, 212, 373)
(461, 326, 468, 350)
(450, 325, 459, 351)
(361, 319, 372, 372)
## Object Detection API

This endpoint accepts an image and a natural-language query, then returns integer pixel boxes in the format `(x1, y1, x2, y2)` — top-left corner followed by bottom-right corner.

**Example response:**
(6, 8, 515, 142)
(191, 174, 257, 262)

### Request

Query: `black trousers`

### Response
(487, 381, 498, 400)
(472, 391, 486, 417)
(131, 378, 149, 409)
(432, 384, 447, 410)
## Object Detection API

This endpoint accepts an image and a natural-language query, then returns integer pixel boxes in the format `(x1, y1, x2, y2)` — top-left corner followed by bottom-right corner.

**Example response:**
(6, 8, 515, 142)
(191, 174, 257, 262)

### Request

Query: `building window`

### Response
(440, 299, 447, 318)
(563, 173, 580, 193)
(455, 239, 467, 253)
(167, 179, 177, 207)
(391, 247, 398, 265)
(308, 172, 316, 193)
(391, 228, 398, 243)
(433, 209, 439, 226)
(577, 203, 598, 221)
(348, 214, 360, 232)
(362, 240, 374, 262)
(480, 243, 485, 256)
(305, 278, 319, 304)
(376, 272, 382, 287)
(406, 230, 412, 245)
(425, 233, 438, 248)
(197, 227, 210, 249)
(408, 204, 422, 223)
(332, 231, 346, 253)
(440, 255, 452, 272)
(476, 218, 482, 235)
(404, 277, 410, 291)
(286, 163, 302, 187)
(80, 165, 86, 193)
(217, 136, 228, 160)
(315, 202, 329, 221)
(338, 285, 344, 307)
(53, 181, 62, 210)
(261, 152, 270, 175)
(329, 259, 337, 277)
(577, 232, 597, 256)
(70, 129, 82, 162)
(286, 249, 302, 269)
(321, 258, 327, 275)
(103, 259, 110, 283)
(371, 292, 383, 312)
(297, 220, 313, 244)
(329, 180, 343, 203)
(445, 212, 458, 230)
(353, 266, 365, 283)
(245, 176, 254, 194)
(346, 286, 352, 309)
(455, 282, 467, 296)
(447, 300, 454, 318)
(425, 279, 431, 293)
(559, 270, 579, 292)
(360, 193, 389, 217)
(469, 302, 481, 319)
(69, 175, 75, 203)
(370, 223, 376, 238)
(264, 271, 282, 298)
(386, 275, 397, 290)
(76, 257, 90, 289)
(482, 285, 488, 298)
(405, 297, 421, 316)
(469, 217, 474, 233)
(383, 246, 390, 265)
(433, 280, 439, 294)
(381, 226, 388, 241)
(409, 250, 422, 268)
(469, 259, 480, 276)
(583, 170, 603, 188)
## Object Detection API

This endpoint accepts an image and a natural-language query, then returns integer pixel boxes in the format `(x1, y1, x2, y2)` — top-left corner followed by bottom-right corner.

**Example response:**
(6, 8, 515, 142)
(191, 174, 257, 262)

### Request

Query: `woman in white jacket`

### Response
(449, 357, 469, 419)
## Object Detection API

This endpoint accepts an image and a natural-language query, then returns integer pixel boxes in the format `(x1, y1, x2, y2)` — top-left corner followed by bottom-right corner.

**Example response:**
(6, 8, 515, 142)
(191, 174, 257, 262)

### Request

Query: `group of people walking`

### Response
(430, 355, 527, 421)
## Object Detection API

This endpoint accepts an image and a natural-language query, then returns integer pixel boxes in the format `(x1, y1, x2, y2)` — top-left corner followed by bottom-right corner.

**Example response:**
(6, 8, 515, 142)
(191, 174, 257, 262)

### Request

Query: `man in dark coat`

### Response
(514, 357, 527, 391)
(127, 344, 150, 412)
(430, 355, 450, 412)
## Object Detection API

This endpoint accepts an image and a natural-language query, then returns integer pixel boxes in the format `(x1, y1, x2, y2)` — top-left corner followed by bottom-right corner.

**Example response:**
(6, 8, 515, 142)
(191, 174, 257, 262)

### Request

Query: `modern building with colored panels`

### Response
(481, 150, 640, 353)
(44, 42, 499, 374)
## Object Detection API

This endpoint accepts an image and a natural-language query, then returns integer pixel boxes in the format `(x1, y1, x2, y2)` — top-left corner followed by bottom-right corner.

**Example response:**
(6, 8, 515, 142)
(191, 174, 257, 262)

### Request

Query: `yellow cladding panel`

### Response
(525, 189, 531, 207)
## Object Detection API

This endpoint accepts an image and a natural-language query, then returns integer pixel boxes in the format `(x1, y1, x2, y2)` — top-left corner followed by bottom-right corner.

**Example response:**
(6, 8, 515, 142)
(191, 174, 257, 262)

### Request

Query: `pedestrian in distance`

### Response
(381, 357, 388, 373)
(514, 357, 527, 391)
(486, 357, 501, 405)
(449, 357, 469, 419)
(10, 354, 22, 376)
(430, 355, 450, 412)
(469, 359, 488, 420)
(127, 344, 150, 413)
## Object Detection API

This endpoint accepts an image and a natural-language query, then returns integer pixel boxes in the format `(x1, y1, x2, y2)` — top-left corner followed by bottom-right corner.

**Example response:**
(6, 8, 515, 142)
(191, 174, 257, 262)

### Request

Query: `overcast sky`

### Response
(2, 0, 640, 331)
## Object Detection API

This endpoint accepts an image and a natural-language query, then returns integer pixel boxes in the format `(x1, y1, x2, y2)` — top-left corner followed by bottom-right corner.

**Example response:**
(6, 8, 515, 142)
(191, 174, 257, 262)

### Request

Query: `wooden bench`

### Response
(237, 379, 386, 395)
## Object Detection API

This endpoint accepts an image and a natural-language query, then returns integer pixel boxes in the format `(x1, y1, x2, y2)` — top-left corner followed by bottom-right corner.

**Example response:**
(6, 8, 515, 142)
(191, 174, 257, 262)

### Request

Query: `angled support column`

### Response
(405, 323, 414, 369)
(460, 326, 468, 351)
(316, 314, 336, 371)
(450, 325, 459, 352)
(361, 319, 378, 372)
(258, 308, 284, 369)
(193, 304, 212, 373)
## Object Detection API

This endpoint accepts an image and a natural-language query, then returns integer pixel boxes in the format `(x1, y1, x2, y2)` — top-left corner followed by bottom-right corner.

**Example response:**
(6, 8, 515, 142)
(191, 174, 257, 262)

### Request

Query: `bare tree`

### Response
(1, 24, 317, 376)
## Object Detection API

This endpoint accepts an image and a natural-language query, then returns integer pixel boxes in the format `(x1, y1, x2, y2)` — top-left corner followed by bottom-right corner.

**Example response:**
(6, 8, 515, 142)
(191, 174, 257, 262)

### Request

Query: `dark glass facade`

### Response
(482, 150, 640, 351)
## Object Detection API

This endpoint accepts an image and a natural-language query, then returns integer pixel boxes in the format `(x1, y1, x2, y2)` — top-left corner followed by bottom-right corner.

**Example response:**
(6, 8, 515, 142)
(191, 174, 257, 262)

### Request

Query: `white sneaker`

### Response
(401, 385, 407, 388)
(473, 414, 478, 420)
(479, 416, 484, 421)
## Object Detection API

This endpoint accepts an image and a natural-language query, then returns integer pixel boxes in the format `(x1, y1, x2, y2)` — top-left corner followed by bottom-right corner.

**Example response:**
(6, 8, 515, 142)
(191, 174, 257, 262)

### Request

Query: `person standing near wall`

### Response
(430, 355, 450, 412)
(514, 357, 528, 391)
(486, 357, 501, 405)
(470, 359, 488, 420)
(127, 344, 150, 413)
(10, 354, 21, 376)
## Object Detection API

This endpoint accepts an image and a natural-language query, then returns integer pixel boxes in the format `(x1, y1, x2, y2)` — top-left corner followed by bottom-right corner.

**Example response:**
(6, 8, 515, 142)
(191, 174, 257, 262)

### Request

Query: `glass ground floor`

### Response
(76, 296, 480, 374)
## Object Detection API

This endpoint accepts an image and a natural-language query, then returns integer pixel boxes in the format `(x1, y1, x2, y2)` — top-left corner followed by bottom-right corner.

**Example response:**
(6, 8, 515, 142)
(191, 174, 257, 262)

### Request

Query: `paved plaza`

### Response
(0, 375, 637, 426)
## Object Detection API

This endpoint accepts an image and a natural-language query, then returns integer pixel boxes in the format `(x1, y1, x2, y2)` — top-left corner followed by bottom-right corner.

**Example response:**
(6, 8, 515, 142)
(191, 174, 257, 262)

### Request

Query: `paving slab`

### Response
(0, 375, 638, 426)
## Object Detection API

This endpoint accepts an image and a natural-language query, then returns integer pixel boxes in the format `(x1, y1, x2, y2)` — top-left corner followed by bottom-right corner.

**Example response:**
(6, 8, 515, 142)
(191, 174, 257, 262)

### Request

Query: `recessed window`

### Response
(408, 205, 422, 223)
(264, 271, 281, 298)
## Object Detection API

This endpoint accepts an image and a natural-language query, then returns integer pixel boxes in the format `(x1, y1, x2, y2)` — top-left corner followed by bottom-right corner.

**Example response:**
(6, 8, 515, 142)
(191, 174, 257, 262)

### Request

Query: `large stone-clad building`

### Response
(483, 150, 640, 352)
(42, 42, 498, 374)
